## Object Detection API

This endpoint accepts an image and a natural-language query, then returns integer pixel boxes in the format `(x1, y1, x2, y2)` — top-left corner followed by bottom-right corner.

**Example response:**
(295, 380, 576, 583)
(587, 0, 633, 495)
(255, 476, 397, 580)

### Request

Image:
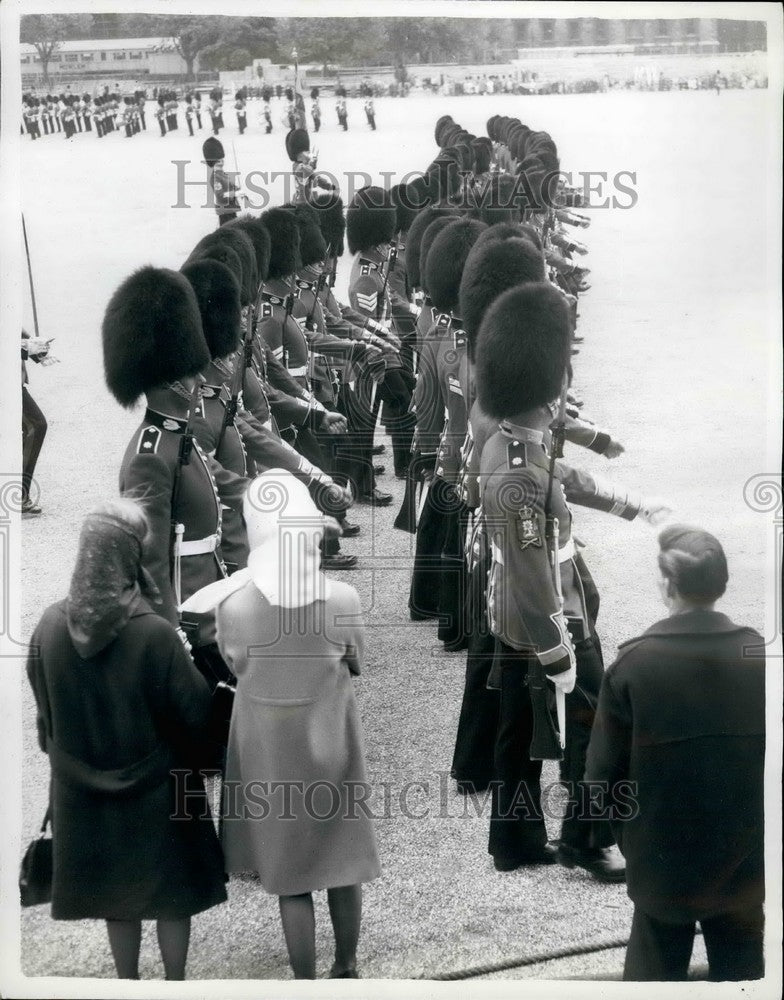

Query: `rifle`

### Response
(528, 369, 570, 761)
(215, 303, 253, 454)
(376, 230, 400, 322)
(22, 215, 40, 339)
(170, 381, 201, 612)
(304, 243, 332, 331)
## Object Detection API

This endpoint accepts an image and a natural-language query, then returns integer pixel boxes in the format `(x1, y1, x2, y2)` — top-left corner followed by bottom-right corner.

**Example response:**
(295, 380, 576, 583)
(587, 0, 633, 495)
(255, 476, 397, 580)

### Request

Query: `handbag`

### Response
(19, 806, 52, 907)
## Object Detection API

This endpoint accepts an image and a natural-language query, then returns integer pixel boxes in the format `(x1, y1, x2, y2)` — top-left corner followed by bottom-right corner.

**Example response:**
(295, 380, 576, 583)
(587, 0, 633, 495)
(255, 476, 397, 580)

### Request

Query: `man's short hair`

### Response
(658, 524, 729, 603)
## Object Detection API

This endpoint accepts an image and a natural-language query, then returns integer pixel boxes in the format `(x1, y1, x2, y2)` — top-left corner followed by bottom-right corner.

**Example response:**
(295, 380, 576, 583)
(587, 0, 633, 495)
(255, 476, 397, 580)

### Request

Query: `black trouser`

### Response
(451, 542, 498, 787)
(488, 634, 613, 861)
(76, 115, 82, 132)
(558, 632, 614, 851)
(22, 385, 47, 503)
(338, 368, 379, 496)
(378, 368, 415, 476)
(238, 114, 246, 134)
(409, 476, 450, 620)
(437, 491, 469, 647)
(158, 118, 166, 137)
(624, 904, 764, 981)
(187, 117, 194, 136)
(489, 646, 550, 860)
(84, 115, 91, 132)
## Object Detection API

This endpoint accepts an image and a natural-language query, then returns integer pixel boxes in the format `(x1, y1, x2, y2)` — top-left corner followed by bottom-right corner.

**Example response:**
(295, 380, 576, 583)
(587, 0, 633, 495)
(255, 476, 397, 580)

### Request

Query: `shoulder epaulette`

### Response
(506, 439, 528, 469)
(137, 425, 161, 455)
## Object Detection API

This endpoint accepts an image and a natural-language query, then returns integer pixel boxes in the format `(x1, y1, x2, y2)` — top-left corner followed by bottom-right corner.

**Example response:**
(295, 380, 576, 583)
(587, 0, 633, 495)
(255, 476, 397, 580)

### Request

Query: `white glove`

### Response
(550, 661, 576, 694)
(640, 497, 673, 526)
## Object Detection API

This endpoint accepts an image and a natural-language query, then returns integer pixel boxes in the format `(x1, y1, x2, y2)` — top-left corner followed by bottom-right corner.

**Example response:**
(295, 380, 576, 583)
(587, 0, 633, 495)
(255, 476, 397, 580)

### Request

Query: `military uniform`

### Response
(481, 418, 643, 862)
(348, 247, 415, 478)
(119, 399, 247, 628)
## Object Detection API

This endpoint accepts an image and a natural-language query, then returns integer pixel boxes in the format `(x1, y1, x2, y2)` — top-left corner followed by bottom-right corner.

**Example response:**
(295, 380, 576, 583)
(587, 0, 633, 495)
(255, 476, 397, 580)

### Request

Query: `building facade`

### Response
(515, 18, 766, 54)
(20, 37, 200, 84)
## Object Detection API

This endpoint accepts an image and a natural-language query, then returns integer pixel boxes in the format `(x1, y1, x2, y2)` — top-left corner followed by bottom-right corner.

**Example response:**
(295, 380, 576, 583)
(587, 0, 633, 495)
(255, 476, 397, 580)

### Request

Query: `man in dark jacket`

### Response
(586, 525, 765, 981)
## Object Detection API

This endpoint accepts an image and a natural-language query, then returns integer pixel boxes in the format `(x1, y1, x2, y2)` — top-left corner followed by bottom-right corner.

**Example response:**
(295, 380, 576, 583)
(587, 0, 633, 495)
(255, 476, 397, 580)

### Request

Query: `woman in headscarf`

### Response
(184, 470, 380, 979)
(26, 498, 226, 980)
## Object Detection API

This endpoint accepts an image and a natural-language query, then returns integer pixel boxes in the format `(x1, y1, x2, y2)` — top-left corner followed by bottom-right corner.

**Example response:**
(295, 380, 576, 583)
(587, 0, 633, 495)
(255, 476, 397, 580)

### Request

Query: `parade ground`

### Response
(18, 89, 777, 982)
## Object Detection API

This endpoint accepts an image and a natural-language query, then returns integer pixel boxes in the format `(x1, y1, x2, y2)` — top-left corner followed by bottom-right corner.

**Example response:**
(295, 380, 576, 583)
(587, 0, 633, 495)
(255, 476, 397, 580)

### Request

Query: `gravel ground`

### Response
(11, 89, 778, 991)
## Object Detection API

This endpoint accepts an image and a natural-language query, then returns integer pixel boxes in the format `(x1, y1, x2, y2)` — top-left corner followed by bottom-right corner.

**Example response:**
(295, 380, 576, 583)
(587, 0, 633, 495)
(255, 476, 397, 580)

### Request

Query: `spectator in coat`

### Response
(26, 499, 227, 980)
(21, 329, 52, 515)
(184, 470, 380, 979)
(585, 525, 765, 981)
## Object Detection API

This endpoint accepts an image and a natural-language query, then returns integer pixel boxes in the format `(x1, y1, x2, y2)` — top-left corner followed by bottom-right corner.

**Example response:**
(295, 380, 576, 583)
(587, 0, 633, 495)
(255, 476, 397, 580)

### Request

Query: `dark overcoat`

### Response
(585, 610, 765, 922)
(26, 599, 227, 921)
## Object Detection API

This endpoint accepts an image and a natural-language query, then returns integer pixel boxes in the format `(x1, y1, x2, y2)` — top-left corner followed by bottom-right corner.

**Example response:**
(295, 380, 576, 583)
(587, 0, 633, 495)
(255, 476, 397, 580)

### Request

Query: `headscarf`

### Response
(181, 469, 332, 614)
(66, 505, 160, 659)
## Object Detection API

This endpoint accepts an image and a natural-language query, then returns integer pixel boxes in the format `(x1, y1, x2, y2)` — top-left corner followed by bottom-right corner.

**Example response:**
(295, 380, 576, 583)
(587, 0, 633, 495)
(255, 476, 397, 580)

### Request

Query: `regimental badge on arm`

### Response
(516, 504, 542, 549)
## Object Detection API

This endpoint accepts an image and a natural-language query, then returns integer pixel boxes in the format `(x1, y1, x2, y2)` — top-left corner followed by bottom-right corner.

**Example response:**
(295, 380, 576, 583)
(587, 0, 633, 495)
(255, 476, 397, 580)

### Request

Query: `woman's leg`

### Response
(278, 893, 316, 979)
(106, 919, 142, 979)
(156, 917, 191, 980)
(327, 884, 362, 976)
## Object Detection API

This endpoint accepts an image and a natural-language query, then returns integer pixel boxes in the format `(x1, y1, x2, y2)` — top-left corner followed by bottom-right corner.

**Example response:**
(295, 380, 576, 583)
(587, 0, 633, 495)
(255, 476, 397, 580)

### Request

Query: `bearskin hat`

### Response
(285, 87, 294, 102)
(189, 227, 257, 306)
(472, 221, 543, 254)
(285, 127, 310, 162)
(434, 114, 453, 146)
(425, 218, 487, 315)
(460, 238, 546, 358)
(486, 115, 500, 140)
(390, 183, 418, 235)
(315, 196, 346, 257)
(260, 207, 302, 278)
(311, 86, 320, 99)
(405, 205, 459, 288)
(475, 283, 571, 419)
(103, 267, 208, 407)
(202, 136, 224, 166)
(180, 259, 242, 360)
(478, 173, 530, 226)
(405, 174, 432, 212)
(346, 186, 396, 254)
(225, 214, 272, 284)
(190, 243, 243, 299)
(289, 203, 327, 267)
(425, 156, 462, 203)
(471, 138, 492, 175)
(419, 217, 460, 296)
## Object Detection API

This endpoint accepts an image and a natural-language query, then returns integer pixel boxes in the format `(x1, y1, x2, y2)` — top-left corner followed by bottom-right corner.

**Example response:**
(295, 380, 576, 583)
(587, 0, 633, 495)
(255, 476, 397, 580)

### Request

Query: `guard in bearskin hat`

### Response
(474, 280, 667, 879)
(203, 136, 240, 227)
(408, 219, 485, 641)
(346, 186, 416, 496)
(103, 266, 249, 640)
(310, 86, 321, 132)
(335, 84, 348, 130)
(234, 88, 247, 134)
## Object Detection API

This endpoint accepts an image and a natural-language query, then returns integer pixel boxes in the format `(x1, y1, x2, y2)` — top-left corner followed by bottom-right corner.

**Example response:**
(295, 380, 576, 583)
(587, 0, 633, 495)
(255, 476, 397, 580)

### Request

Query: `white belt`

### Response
(558, 538, 575, 563)
(288, 364, 308, 377)
(180, 533, 219, 556)
(272, 345, 284, 359)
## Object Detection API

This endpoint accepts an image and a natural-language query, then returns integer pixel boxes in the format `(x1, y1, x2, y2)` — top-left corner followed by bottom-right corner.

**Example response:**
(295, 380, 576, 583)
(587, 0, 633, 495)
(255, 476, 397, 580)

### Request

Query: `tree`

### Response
(159, 15, 223, 79)
(198, 17, 277, 71)
(20, 13, 92, 86)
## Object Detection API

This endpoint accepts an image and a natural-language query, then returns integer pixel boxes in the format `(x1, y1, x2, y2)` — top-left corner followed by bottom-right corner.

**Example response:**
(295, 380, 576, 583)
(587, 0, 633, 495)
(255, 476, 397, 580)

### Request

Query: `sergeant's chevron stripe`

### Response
(356, 291, 378, 313)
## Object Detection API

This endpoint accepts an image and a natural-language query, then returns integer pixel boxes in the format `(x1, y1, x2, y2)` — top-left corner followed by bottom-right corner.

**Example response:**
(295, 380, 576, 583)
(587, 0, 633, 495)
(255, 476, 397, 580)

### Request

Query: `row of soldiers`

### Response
(101, 110, 672, 882)
(102, 130, 419, 701)
(392, 112, 670, 881)
(22, 92, 147, 140)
